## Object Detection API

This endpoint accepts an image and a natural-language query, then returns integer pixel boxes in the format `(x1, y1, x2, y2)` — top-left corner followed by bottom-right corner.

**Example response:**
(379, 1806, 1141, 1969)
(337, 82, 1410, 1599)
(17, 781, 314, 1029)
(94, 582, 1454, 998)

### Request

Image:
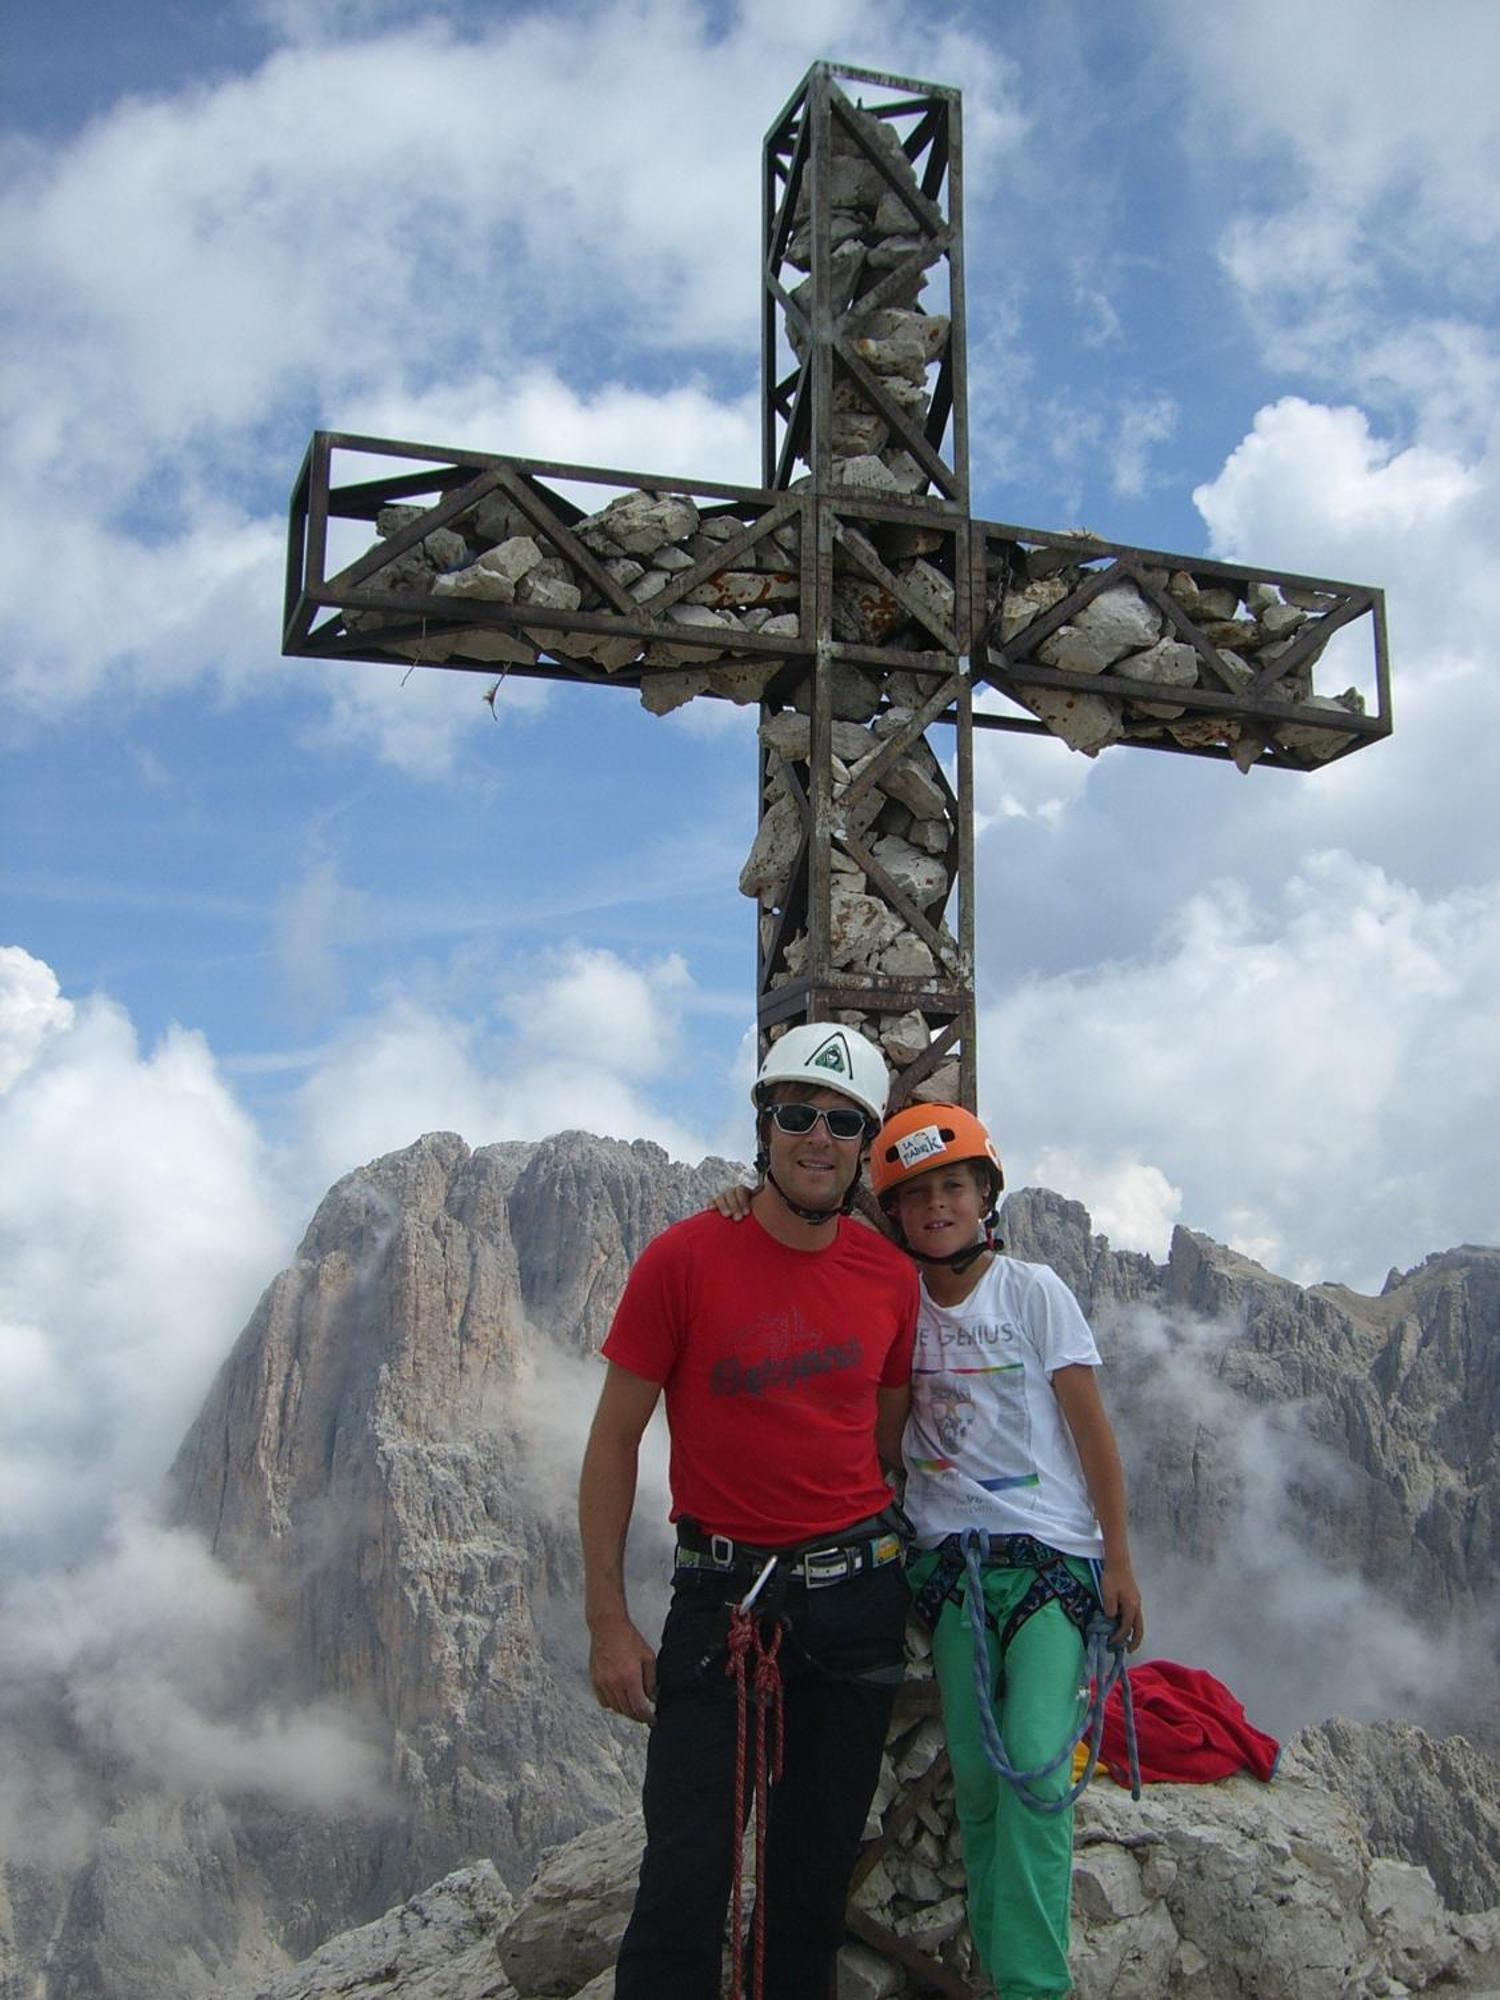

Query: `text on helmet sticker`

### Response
(808, 1030, 852, 1077)
(893, 1125, 947, 1169)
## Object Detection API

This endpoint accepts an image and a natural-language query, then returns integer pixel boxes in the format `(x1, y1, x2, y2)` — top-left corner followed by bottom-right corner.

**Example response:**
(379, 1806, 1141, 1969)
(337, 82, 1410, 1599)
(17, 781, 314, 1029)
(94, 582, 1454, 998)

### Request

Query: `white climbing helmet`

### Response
(751, 1023, 890, 1125)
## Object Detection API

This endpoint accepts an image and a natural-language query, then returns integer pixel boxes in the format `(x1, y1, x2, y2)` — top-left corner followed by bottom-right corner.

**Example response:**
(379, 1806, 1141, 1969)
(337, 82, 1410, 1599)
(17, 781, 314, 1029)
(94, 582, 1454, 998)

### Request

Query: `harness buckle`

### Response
(800, 1546, 855, 1587)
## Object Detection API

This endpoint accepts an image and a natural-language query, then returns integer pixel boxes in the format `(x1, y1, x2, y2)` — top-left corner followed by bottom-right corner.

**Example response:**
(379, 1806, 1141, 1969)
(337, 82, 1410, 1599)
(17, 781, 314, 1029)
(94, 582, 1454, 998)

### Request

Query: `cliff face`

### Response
(1005, 1190, 1500, 1742)
(2, 1140, 1496, 2000)
(168, 1133, 741, 1909)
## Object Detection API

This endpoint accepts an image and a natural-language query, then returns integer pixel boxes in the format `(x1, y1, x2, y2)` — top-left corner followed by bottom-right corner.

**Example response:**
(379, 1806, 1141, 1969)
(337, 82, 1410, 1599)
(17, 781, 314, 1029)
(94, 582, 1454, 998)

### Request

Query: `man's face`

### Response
(762, 1084, 867, 1214)
(892, 1163, 987, 1257)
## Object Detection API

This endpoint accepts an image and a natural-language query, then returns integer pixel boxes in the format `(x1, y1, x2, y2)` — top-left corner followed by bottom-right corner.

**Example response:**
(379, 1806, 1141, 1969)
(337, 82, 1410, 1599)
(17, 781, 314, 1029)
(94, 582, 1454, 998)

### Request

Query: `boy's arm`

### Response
(1051, 1363, 1145, 1651)
(578, 1361, 665, 1722)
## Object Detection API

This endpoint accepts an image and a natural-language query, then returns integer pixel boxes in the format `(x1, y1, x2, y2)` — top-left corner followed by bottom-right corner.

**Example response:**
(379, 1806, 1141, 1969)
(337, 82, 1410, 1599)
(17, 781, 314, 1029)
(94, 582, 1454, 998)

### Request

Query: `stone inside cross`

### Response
(303, 66, 1383, 1115)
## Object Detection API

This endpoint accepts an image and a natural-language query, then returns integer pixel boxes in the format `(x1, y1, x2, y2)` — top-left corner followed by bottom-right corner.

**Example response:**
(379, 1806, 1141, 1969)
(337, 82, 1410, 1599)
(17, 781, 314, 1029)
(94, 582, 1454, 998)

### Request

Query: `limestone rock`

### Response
(1022, 684, 1126, 755)
(738, 793, 804, 901)
(869, 833, 947, 907)
(577, 491, 699, 556)
(239, 1865, 517, 2000)
(497, 1814, 643, 1997)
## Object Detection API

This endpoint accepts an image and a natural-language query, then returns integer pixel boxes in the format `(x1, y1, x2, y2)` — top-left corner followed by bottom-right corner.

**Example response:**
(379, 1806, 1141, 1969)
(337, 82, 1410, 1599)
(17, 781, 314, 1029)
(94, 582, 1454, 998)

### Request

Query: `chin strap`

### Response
(755, 1134, 860, 1225)
(760, 1164, 855, 1225)
(899, 1212, 1002, 1275)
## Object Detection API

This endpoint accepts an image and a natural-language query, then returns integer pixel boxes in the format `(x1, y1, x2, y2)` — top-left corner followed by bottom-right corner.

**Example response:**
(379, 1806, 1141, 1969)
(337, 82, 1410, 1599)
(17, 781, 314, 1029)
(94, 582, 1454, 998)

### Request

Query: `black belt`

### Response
(674, 1513, 904, 1590)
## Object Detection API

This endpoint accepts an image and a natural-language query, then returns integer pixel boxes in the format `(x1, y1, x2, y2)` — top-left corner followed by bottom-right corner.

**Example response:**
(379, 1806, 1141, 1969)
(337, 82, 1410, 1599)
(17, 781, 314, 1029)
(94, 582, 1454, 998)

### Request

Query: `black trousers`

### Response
(613, 1560, 906, 2000)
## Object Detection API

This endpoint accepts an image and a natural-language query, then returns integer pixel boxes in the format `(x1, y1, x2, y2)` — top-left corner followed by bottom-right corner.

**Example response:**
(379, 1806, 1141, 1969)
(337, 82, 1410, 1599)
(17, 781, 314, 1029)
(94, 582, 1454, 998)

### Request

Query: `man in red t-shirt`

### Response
(579, 1023, 917, 2000)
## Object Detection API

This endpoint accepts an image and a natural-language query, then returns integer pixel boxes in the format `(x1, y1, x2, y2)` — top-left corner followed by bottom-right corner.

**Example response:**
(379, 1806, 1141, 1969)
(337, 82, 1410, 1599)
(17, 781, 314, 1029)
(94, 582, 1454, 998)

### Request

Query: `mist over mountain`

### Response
(0, 1129, 1496, 1998)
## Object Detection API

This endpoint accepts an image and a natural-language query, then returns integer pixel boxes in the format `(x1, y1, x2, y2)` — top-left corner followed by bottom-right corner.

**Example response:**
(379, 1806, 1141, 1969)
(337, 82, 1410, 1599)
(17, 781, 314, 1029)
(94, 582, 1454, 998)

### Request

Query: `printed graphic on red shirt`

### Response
(708, 1304, 863, 1400)
(603, 1209, 917, 1543)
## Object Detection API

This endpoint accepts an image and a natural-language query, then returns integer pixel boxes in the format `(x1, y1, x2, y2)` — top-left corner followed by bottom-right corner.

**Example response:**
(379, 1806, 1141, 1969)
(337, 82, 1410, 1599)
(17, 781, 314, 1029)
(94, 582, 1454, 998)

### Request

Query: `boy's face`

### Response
(891, 1161, 988, 1256)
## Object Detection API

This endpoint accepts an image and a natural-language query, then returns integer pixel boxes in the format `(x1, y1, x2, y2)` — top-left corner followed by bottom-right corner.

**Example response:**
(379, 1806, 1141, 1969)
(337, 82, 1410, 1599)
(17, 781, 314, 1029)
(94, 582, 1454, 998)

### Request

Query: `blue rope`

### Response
(958, 1528, 1141, 1813)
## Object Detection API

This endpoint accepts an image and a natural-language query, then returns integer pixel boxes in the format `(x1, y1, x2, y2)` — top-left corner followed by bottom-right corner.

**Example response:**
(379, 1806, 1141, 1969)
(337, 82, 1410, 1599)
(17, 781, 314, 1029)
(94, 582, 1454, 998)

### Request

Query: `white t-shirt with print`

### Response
(902, 1255, 1104, 1559)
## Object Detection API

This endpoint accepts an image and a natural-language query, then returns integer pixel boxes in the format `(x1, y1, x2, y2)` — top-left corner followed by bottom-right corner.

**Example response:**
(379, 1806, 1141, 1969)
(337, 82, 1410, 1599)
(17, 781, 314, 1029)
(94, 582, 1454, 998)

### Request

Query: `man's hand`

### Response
(1098, 1558, 1144, 1653)
(709, 1183, 756, 1221)
(589, 1614, 658, 1723)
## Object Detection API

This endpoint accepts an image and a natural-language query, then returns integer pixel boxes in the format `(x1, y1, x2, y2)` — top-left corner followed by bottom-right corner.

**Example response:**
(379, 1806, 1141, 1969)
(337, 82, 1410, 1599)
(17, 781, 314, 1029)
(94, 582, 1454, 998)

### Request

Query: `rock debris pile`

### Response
(478, 1705, 1500, 2000)
(987, 553, 1368, 767)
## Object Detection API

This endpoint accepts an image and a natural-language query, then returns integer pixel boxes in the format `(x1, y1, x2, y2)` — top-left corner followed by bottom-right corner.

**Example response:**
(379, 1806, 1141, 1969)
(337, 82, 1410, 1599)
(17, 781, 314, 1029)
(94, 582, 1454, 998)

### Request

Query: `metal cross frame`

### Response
(282, 58, 1391, 1999)
(283, 59, 1389, 1124)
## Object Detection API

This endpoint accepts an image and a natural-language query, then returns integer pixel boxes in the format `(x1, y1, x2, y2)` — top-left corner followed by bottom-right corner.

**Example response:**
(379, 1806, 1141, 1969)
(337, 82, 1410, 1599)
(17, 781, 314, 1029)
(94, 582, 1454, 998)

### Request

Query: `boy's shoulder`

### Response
(981, 1253, 1086, 1313)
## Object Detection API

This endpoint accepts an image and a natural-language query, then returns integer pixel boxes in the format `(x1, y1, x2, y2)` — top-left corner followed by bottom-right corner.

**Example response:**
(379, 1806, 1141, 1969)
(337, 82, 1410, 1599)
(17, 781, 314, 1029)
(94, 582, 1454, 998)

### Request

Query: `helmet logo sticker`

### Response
(893, 1125, 946, 1169)
(808, 1030, 852, 1077)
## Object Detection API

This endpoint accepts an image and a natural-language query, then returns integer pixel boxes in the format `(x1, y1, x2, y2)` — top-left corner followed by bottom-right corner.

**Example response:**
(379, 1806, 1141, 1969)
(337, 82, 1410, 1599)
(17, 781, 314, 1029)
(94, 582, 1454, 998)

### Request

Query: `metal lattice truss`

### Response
(284, 61, 1390, 1129)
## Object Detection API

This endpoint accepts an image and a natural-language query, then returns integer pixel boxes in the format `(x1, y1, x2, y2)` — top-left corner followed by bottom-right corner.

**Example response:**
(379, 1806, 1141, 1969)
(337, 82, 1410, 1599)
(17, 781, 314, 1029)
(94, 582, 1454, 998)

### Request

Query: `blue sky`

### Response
(3, 0, 1500, 1566)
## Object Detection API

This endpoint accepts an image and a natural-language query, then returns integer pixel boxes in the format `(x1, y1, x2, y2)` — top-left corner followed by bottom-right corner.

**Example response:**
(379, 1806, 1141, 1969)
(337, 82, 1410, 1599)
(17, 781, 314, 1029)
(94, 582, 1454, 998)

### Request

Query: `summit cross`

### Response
(283, 59, 1389, 1123)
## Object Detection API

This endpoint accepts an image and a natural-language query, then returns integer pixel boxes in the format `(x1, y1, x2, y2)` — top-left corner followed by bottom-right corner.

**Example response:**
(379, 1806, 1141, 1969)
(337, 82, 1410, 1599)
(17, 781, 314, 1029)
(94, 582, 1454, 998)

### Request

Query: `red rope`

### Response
(725, 1609, 786, 2000)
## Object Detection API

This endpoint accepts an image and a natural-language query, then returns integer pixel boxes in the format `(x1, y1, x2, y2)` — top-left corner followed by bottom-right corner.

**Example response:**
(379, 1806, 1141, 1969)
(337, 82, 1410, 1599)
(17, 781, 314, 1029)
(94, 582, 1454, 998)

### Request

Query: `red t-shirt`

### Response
(603, 1208, 918, 1544)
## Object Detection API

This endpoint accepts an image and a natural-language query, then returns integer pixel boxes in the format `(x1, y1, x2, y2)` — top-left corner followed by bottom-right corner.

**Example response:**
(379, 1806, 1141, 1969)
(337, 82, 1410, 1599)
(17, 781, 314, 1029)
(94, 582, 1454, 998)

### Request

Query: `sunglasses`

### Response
(767, 1101, 870, 1141)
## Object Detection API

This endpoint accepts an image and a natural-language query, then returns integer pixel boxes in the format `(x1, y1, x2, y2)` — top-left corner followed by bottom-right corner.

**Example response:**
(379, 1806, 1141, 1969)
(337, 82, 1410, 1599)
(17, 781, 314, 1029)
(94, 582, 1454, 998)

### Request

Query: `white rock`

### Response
(1114, 635, 1201, 719)
(578, 491, 699, 556)
(707, 660, 781, 705)
(880, 748, 947, 822)
(497, 1813, 643, 1999)
(1277, 691, 1365, 762)
(878, 935, 937, 978)
(996, 575, 1070, 644)
(900, 559, 956, 635)
(739, 795, 804, 900)
(644, 603, 736, 664)
(1072, 584, 1168, 664)
(880, 1011, 930, 1066)
(832, 453, 902, 491)
(831, 413, 890, 455)
(912, 1061, 962, 1103)
(640, 668, 711, 716)
(517, 572, 582, 612)
(1024, 686, 1126, 755)
(836, 1940, 904, 1999)
(789, 665, 882, 723)
(687, 569, 799, 610)
(870, 834, 948, 907)
(1260, 599, 1308, 639)
(242, 1864, 516, 2000)
(1195, 585, 1241, 620)
(829, 883, 904, 968)
(906, 816, 949, 856)
(1073, 1845, 1149, 1923)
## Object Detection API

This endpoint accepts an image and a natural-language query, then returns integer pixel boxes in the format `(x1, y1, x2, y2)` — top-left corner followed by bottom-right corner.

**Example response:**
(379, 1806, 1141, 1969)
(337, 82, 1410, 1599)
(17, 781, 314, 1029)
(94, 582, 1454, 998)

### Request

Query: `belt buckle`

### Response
(801, 1546, 853, 1588)
(710, 1533, 735, 1568)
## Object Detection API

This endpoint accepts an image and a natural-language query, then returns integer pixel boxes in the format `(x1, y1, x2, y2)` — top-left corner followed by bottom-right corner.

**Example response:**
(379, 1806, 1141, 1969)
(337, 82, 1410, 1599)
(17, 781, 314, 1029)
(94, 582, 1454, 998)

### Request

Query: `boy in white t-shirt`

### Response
(870, 1103, 1143, 2000)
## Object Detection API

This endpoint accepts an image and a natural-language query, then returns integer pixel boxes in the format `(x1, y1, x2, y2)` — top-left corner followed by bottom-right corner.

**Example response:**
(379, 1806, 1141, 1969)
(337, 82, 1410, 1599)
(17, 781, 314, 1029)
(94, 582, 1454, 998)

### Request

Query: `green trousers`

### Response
(910, 1549, 1094, 1999)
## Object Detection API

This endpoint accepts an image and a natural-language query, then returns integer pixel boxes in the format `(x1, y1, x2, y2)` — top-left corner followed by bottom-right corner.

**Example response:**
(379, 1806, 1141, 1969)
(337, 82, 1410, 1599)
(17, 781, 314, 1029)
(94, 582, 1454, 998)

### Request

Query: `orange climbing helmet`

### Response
(870, 1103, 1005, 1209)
(870, 1103, 1005, 1270)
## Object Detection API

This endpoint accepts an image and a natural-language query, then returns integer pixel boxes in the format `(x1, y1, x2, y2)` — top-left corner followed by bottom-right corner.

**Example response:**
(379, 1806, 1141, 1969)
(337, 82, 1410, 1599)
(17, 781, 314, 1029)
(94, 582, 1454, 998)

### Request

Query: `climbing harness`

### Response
(725, 1556, 786, 2000)
(918, 1528, 1141, 1811)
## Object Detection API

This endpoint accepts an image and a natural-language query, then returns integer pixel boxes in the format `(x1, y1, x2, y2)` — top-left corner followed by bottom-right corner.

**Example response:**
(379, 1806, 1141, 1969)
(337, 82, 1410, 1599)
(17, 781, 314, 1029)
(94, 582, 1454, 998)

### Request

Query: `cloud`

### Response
(292, 945, 716, 1193)
(0, 0, 1019, 757)
(1109, 391, 1178, 499)
(0, 944, 74, 1088)
(983, 851, 1500, 1289)
(1194, 396, 1487, 616)
(0, 949, 289, 1565)
(1161, 0, 1500, 394)
(1108, 1301, 1489, 1738)
(0, 1509, 385, 1819)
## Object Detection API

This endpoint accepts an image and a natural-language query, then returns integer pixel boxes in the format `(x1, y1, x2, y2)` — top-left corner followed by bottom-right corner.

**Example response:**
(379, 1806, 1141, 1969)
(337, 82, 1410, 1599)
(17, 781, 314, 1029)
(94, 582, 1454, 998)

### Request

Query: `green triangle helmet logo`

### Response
(808, 1030, 853, 1077)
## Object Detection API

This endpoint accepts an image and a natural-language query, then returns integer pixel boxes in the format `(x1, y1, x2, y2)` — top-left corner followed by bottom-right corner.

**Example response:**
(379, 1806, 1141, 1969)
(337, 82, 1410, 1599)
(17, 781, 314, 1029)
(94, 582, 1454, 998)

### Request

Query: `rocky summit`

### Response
(1, 1129, 1497, 1998)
